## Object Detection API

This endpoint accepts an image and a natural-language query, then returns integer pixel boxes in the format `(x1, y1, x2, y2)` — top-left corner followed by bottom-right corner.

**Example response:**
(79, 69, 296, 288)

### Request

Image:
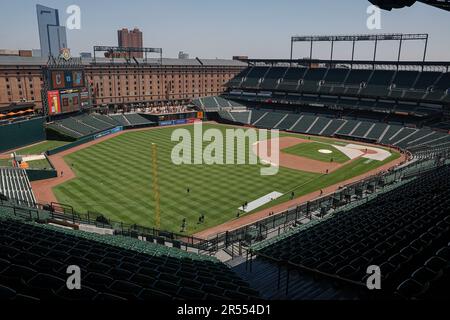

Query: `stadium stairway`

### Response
(0, 167, 36, 208)
(231, 258, 360, 300)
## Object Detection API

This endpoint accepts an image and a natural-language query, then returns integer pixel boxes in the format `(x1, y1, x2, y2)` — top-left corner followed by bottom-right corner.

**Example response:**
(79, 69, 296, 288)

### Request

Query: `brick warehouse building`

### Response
(0, 56, 246, 111)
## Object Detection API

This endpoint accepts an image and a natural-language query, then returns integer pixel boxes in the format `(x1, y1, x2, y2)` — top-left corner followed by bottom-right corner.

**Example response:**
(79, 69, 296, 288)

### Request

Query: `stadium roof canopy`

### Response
(289, 33, 430, 64)
(369, 0, 450, 11)
(0, 56, 246, 67)
(240, 58, 450, 71)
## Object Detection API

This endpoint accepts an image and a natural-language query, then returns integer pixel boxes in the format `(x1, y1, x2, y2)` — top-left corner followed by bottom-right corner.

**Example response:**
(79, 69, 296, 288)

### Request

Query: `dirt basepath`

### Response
(256, 136, 351, 174)
(7, 121, 407, 240)
(193, 152, 407, 239)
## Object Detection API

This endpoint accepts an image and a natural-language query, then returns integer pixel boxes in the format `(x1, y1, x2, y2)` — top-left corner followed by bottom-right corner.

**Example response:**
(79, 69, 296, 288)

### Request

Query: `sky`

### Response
(1, 0, 450, 61)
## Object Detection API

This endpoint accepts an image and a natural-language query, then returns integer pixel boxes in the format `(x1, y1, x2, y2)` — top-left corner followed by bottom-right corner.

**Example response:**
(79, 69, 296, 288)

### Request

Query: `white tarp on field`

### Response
(333, 144, 391, 161)
(22, 155, 46, 162)
(239, 191, 284, 213)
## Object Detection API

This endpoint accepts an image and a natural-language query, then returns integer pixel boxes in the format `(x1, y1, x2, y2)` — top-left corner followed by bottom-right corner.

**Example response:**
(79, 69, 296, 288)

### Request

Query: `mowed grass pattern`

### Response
(27, 159, 53, 170)
(53, 124, 320, 234)
(282, 142, 350, 163)
(16, 140, 69, 155)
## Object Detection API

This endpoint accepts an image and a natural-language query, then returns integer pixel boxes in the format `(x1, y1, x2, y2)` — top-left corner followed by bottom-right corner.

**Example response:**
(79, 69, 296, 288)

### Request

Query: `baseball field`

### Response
(46, 123, 401, 235)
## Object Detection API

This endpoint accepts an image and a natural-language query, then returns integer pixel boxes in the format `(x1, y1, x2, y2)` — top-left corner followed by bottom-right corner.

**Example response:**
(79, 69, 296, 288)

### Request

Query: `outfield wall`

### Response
(46, 126, 124, 156)
(0, 117, 46, 153)
(26, 168, 58, 181)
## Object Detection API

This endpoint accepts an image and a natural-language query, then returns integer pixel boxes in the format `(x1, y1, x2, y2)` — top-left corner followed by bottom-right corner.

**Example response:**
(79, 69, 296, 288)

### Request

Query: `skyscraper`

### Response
(117, 28, 143, 58)
(36, 4, 68, 58)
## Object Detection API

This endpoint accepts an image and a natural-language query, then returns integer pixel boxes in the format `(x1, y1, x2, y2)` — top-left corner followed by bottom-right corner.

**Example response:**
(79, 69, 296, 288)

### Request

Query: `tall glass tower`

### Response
(36, 4, 68, 58)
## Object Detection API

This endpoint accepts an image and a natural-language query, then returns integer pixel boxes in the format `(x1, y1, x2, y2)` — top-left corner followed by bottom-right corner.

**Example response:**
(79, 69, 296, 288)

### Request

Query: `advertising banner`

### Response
(94, 126, 123, 140)
(47, 90, 61, 115)
(187, 118, 202, 124)
(175, 119, 187, 125)
(159, 120, 174, 126)
(51, 71, 66, 89)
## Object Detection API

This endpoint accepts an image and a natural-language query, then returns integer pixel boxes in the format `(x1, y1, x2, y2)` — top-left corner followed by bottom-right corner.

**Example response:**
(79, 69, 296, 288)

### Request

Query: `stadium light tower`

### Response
(369, 0, 450, 11)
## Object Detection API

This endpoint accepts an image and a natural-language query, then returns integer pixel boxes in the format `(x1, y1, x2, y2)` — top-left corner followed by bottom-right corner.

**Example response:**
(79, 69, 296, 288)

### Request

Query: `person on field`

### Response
(291, 192, 295, 200)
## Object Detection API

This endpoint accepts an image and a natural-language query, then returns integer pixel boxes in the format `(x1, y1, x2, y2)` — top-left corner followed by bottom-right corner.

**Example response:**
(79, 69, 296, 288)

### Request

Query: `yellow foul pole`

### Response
(152, 143, 161, 230)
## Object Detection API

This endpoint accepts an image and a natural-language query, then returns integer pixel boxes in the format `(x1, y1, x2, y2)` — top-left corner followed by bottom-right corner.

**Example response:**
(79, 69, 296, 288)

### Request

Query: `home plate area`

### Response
(253, 136, 391, 174)
(333, 144, 391, 161)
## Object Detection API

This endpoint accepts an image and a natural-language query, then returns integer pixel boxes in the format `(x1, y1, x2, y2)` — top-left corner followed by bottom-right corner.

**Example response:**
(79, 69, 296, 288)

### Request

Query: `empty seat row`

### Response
(0, 208, 259, 301)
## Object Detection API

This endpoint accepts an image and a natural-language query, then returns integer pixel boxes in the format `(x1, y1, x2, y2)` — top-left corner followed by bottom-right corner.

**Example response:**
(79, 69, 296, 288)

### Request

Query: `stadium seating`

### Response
(47, 113, 154, 139)
(0, 168, 36, 207)
(0, 204, 259, 301)
(226, 66, 450, 117)
(251, 165, 450, 299)
(47, 114, 117, 138)
(241, 67, 270, 88)
(123, 113, 153, 126)
(217, 107, 450, 153)
(193, 96, 247, 111)
(260, 67, 289, 90)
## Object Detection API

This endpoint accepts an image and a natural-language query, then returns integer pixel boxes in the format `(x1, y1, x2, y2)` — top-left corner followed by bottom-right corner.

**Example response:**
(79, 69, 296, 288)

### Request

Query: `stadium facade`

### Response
(0, 56, 246, 110)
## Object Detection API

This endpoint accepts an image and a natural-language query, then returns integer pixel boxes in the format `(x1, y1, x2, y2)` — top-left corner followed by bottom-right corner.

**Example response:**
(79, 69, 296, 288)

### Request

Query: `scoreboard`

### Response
(50, 70, 85, 90)
(45, 68, 91, 115)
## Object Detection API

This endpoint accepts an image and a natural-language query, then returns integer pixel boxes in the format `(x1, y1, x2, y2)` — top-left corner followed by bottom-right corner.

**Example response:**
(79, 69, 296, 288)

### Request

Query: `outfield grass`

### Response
(27, 158, 53, 170)
(249, 152, 401, 213)
(16, 140, 69, 155)
(282, 141, 350, 163)
(53, 124, 400, 235)
(0, 158, 13, 167)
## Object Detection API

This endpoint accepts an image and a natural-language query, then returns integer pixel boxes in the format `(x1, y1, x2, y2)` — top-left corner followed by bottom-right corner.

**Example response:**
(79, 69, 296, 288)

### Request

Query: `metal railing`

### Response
(205, 153, 450, 252)
(0, 197, 213, 254)
(2, 144, 449, 256)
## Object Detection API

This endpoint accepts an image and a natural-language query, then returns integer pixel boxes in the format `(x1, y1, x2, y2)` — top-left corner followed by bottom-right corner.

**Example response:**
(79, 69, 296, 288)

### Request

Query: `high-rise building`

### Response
(178, 51, 189, 59)
(117, 28, 143, 58)
(80, 52, 92, 59)
(36, 4, 68, 58)
(32, 49, 42, 57)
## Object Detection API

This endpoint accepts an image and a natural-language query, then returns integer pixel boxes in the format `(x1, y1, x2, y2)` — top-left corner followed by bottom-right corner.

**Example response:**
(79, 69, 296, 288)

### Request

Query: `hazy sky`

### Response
(1, 0, 449, 61)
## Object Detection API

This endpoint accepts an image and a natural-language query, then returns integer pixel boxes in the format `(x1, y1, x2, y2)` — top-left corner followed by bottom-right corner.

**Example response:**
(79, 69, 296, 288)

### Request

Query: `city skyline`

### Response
(1, 0, 450, 61)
